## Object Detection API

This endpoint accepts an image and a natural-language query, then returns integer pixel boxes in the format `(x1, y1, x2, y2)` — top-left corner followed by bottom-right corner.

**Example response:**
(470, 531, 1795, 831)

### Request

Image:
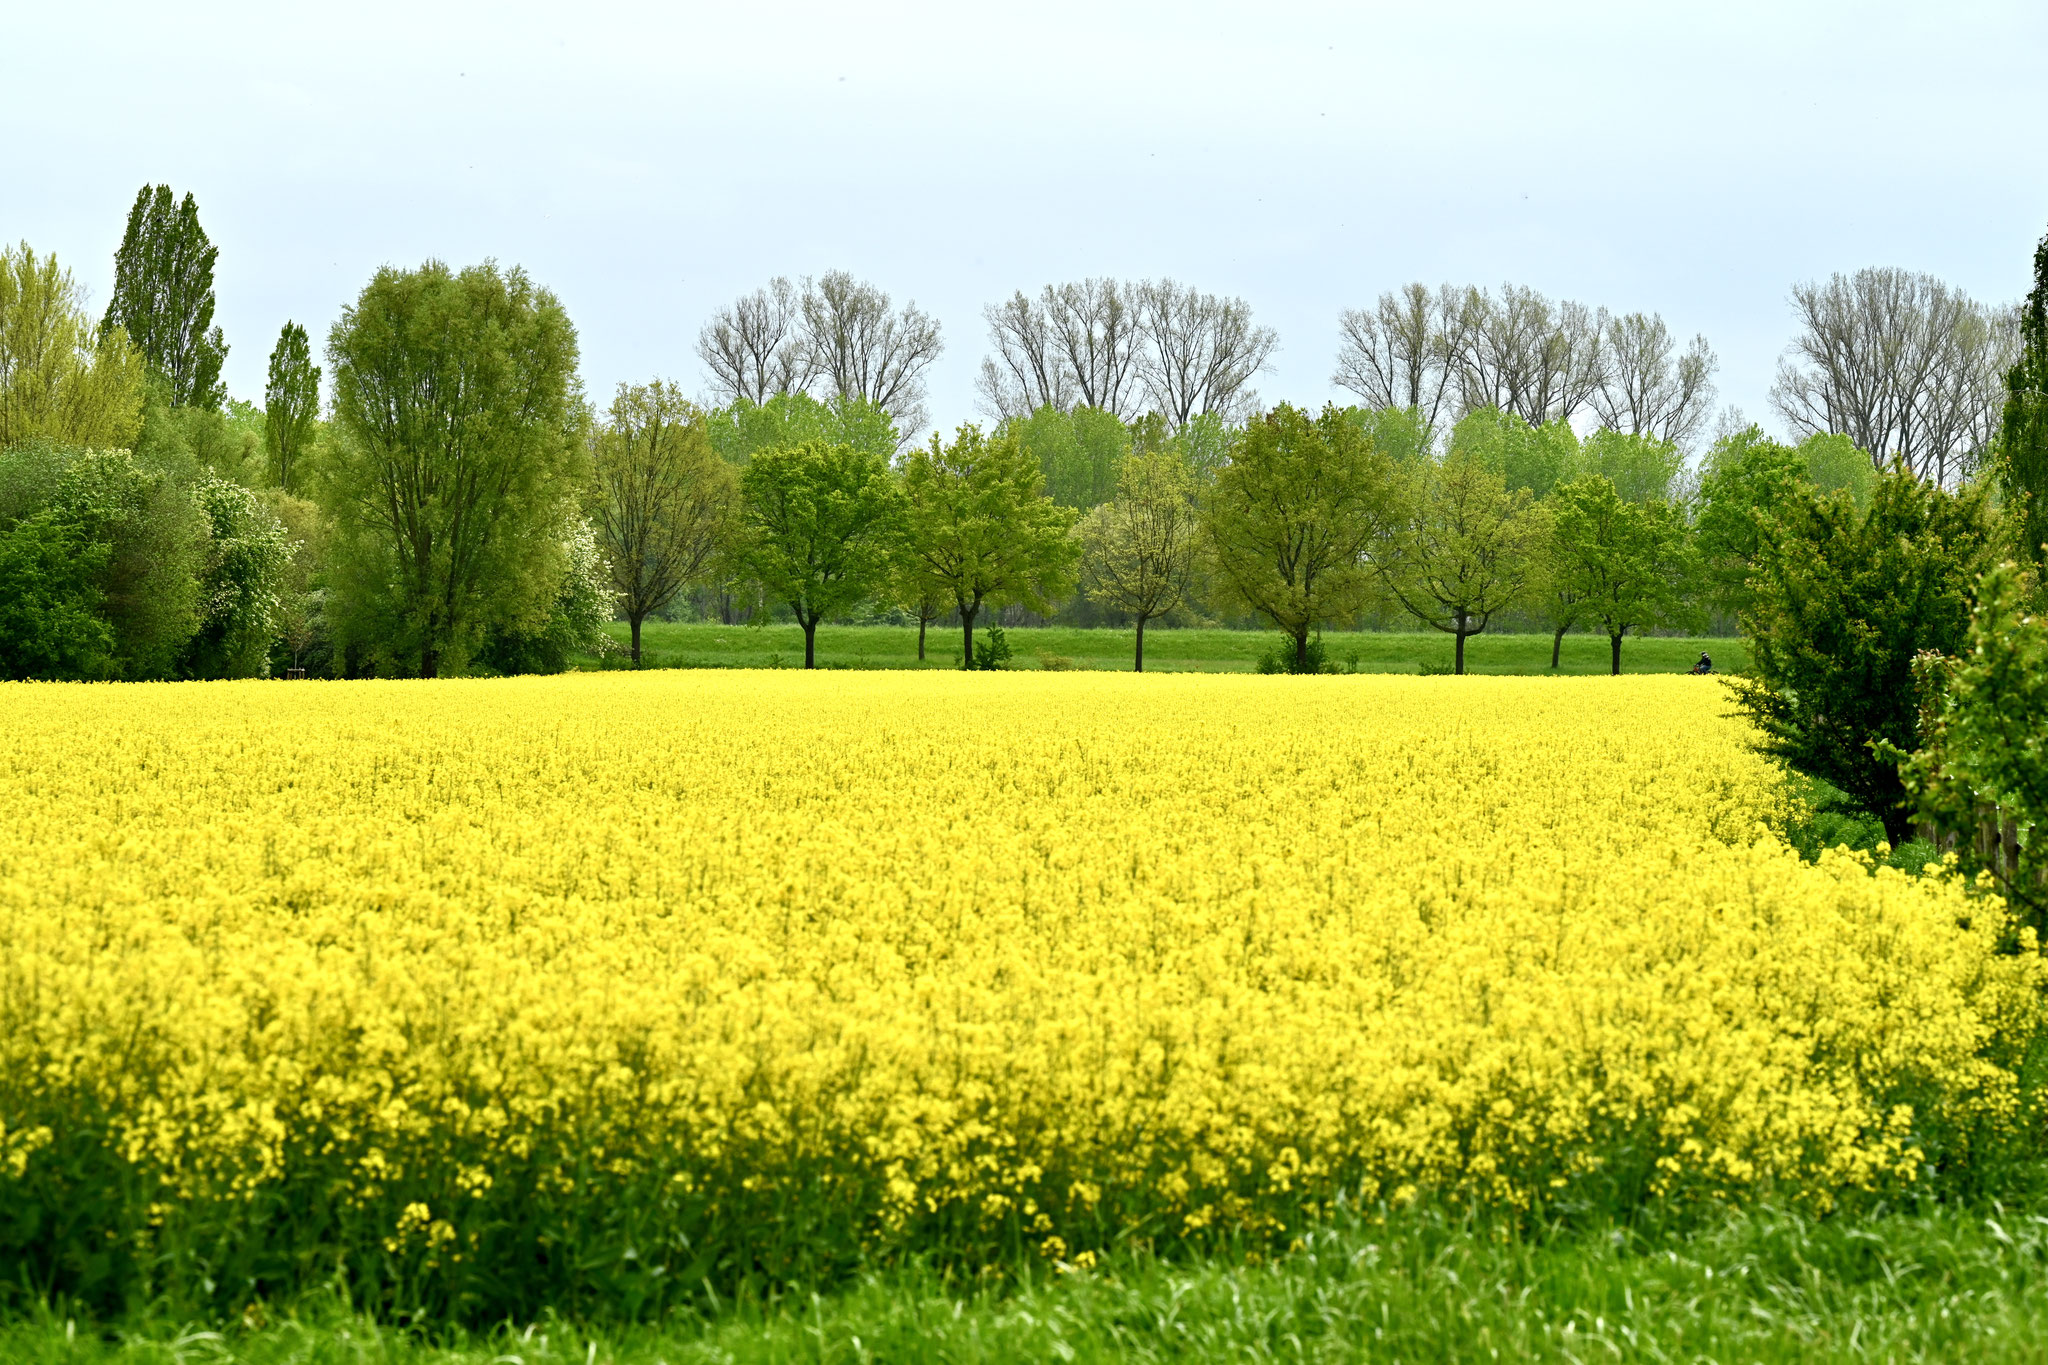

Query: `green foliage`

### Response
(1730, 468, 1998, 844)
(1339, 404, 1436, 466)
(1578, 427, 1684, 504)
(321, 259, 586, 677)
(0, 242, 148, 450)
(2000, 223, 2048, 571)
(707, 392, 897, 467)
(264, 321, 321, 493)
(973, 622, 1014, 670)
(590, 382, 736, 664)
(1449, 406, 1580, 499)
(181, 474, 291, 679)
(1381, 449, 1539, 673)
(0, 509, 114, 679)
(1798, 431, 1876, 508)
(477, 518, 618, 675)
(735, 440, 903, 668)
(1204, 402, 1405, 672)
(1002, 403, 1129, 510)
(1893, 564, 2048, 928)
(133, 397, 264, 486)
(900, 423, 1079, 667)
(101, 185, 228, 411)
(50, 445, 208, 679)
(1695, 425, 1808, 618)
(1543, 476, 1698, 675)
(1073, 446, 1199, 670)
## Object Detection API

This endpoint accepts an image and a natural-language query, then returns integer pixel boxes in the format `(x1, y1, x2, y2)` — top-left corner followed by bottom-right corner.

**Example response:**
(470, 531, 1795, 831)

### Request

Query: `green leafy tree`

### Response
(477, 518, 618, 674)
(1730, 468, 1998, 844)
(2000, 224, 2048, 571)
(1074, 447, 1200, 670)
(1449, 406, 1581, 498)
(707, 392, 898, 467)
(900, 424, 1078, 668)
(182, 473, 292, 678)
(1546, 475, 1698, 675)
(1579, 428, 1684, 504)
(0, 242, 148, 450)
(1003, 403, 1129, 511)
(1382, 450, 1539, 673)
(102, 185, 228, 410)
(1695, 427, 1808, 619)
(590, 382, 735, 665)
(53, 445, 207, 678)
(1893, 564, 2047, 929)
(322, 260, 585, 678)
(735, 441, 903, 668)
(1203, 402, 1404, 673)
(0, 508, 114, 680)
(264, 322, 321, 492)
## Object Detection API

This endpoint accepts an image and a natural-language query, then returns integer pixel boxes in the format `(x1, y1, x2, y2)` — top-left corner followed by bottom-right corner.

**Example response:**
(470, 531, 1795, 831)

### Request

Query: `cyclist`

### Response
(1688, 652, 1713, 675)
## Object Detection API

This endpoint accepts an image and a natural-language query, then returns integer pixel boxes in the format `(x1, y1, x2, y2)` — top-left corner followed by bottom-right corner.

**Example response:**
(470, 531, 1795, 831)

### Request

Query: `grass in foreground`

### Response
(14, 1195, 2048, 1363)
(581, 622, 1749, 676)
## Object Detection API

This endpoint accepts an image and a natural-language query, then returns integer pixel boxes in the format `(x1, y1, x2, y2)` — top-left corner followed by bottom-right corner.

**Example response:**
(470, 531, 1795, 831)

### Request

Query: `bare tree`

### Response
(976, 289, 1074, 420)
(800, 270, 943, 438)
(1592, 313, 1719, 450)
(976, 278, 1162, 422)
(1455, 284, 1607, 425)
(1771, 267, 2018, 485)
(1134, 278, 1277, 426)
(1333, 282, 1465, 435)
(696, 277, 817, 404)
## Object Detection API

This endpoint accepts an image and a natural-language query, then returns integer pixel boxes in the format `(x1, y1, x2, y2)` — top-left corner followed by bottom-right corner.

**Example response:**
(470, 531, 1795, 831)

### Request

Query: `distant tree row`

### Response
(1, 182, 2042, 685)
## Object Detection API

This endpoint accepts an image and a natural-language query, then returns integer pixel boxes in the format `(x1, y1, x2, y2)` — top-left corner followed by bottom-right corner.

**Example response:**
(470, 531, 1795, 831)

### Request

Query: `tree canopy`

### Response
(102, 184, 229, 411)
(322, 259, 585, 678)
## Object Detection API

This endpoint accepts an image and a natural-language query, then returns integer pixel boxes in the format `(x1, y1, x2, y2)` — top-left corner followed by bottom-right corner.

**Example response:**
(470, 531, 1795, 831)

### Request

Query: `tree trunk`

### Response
(917, 616, 926, 661)
(1134, 615, 1147, 673)
(1551, 625, 1565, 669)
(630, 613, 644, 667)
(1609, 633, 1623, 676)
(421, 640, 438, 679)
(1455, 629, 1467, 675)
(961, 604, 979, 670)
(1294, 628, 1310, 674)
(802, 616, 817, 669)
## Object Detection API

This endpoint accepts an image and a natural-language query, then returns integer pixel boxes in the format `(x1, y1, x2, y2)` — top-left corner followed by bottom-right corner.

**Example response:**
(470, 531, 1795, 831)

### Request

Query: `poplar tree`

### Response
(263, 321, 320, 492)
(103, 185, 229, 411)
(2001, 225, 2048, 571)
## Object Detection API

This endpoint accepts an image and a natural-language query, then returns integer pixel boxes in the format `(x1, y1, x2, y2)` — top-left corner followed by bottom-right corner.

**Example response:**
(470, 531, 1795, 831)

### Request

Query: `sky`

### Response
(6, 0, 2046, 447)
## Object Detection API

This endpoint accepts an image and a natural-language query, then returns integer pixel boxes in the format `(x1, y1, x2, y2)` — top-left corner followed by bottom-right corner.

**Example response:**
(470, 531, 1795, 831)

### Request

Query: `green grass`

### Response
(15, 1193, 2048, 1362)
(581, 623, 1748, 677)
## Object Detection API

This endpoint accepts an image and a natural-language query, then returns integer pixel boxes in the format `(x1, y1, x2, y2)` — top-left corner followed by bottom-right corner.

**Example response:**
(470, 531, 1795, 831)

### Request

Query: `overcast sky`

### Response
(7, 0, 2045, 445)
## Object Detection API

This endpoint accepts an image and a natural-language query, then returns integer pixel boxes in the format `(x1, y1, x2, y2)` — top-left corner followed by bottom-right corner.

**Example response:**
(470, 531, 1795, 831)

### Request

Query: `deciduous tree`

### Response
(900, 424, 1078, 668)
(1075, 447, 1199, 671)
(735, 441, 902, 669)
(0, 243, 148, 450)
(1203, 402, 1403, 672)
(102, 185, 229, 411)
(1545, 475, 1697, 675)
(590, 381, 735, 665)
(323, 260, 585, 678)
(1381, 451, 1538, 673)
(1731, 468, 1997, 844)
(264, 321, 320, 493)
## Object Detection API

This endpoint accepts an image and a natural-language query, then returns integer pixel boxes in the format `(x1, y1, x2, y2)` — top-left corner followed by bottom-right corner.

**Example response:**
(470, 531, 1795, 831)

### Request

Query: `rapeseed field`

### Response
(0, 672, 2037, 1322)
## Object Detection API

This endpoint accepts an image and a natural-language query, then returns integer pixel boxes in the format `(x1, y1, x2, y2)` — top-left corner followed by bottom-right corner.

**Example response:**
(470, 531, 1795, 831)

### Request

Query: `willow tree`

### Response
(324, 260, 584, 678)
(0, 243, 148, 450)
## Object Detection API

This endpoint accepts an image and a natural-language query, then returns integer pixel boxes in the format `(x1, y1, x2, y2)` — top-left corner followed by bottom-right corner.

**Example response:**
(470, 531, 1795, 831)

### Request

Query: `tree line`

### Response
(0, 183, 2041, 689)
